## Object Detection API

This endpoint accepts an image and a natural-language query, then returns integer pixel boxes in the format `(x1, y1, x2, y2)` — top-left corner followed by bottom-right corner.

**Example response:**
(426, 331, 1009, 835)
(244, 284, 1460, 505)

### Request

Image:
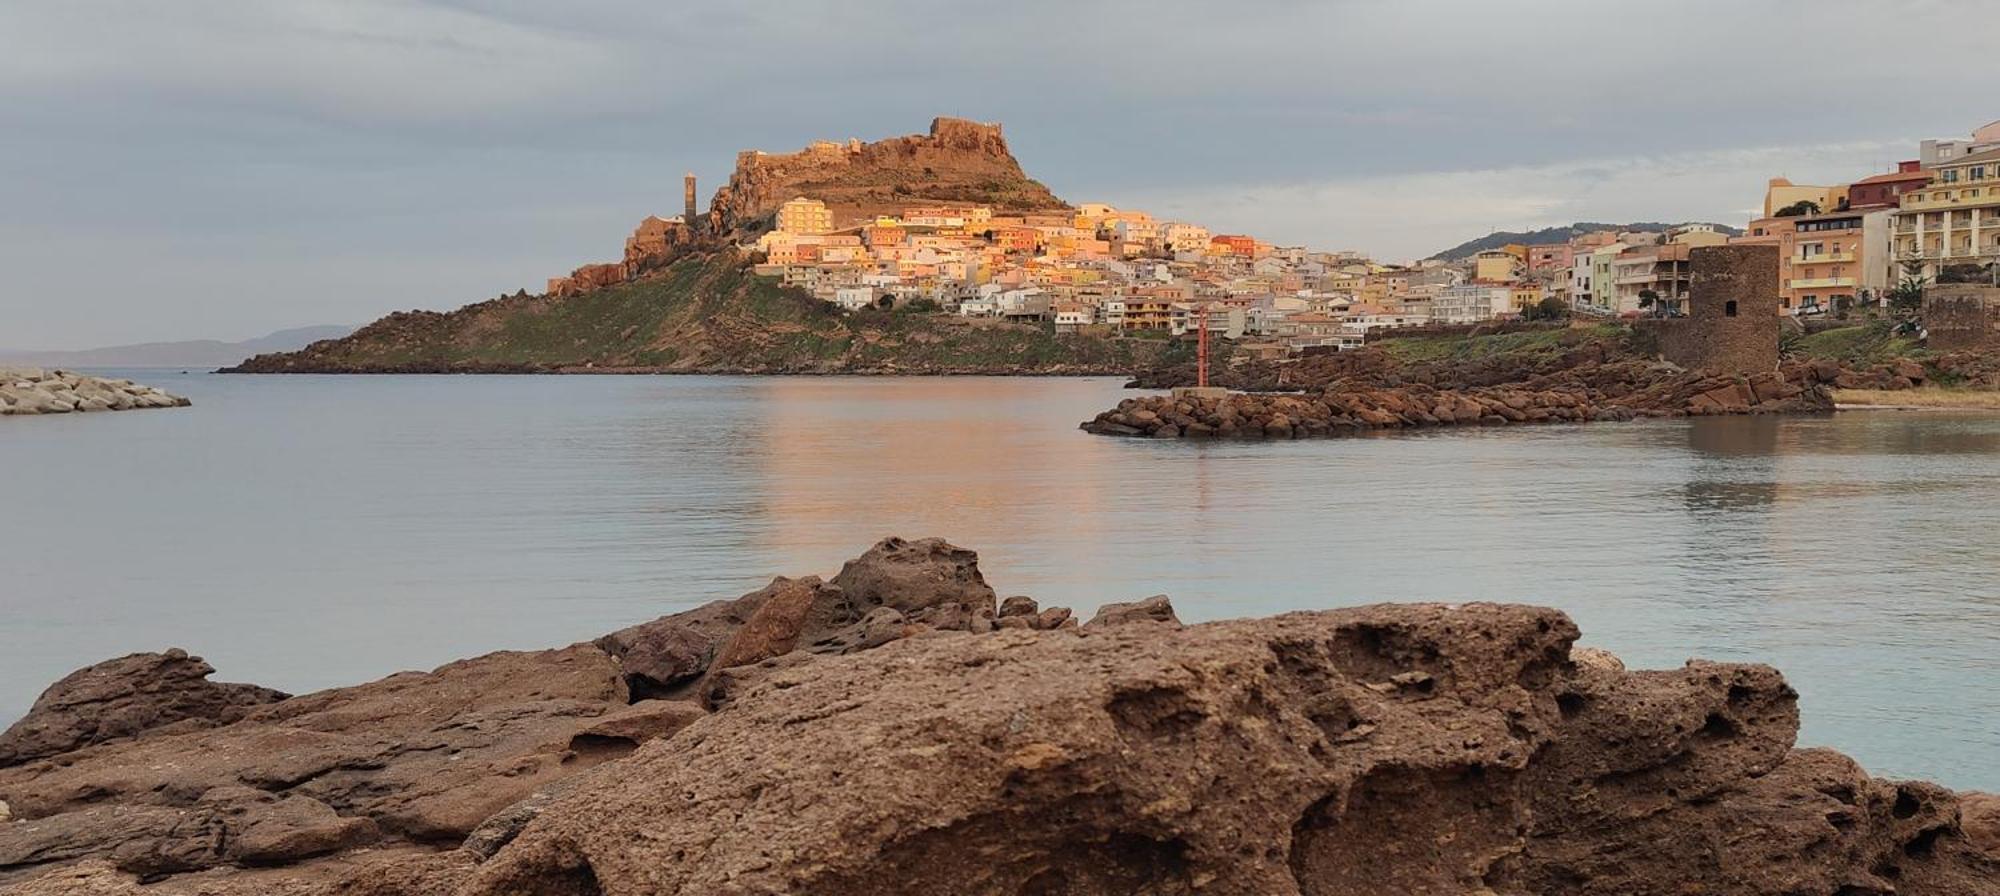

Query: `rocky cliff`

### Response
(2, 538, 1995, 895)
(709, 117, 1066, 233)
(224, 252, 1168, 375)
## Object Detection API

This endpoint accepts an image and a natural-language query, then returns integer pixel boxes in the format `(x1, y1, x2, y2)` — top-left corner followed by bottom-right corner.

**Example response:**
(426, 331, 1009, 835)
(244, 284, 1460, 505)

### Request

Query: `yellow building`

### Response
(775, 197, 833, 235)
(1473, 249, 1525, 283)
(1762, 178, 1845, 218)
(1892, 146, 2000, 280)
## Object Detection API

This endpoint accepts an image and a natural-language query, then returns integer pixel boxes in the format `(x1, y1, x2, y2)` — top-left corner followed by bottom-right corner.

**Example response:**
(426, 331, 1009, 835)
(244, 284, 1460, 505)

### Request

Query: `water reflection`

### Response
(1, 373, 1995, 790)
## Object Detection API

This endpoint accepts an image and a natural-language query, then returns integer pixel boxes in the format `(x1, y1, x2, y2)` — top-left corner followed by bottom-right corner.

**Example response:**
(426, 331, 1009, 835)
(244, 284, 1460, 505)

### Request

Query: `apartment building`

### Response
(1891, 146, 2000, 280)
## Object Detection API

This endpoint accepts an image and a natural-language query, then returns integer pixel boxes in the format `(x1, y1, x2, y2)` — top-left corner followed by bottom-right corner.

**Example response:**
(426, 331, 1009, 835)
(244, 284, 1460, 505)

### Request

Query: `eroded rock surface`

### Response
(4, 540, 1993, 895)
(472, 605, 1996, 896)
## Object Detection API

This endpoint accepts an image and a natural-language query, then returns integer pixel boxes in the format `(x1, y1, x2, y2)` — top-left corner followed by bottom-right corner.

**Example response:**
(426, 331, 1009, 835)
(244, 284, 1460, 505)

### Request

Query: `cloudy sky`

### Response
(1, 0, 1992, 348)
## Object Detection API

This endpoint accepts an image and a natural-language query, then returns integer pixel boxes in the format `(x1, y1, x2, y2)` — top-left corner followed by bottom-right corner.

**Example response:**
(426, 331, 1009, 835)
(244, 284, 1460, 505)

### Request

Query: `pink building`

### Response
(1525, 243, 1574, 272)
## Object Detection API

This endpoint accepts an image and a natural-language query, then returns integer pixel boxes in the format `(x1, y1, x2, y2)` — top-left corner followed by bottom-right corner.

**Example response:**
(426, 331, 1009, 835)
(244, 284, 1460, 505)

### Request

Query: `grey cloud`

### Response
(0, 0, 1987, 346)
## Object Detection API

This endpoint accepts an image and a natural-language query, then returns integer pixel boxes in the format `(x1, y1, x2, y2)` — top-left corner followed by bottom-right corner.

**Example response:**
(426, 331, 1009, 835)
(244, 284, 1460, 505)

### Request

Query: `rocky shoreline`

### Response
(1086, 358, 1832, 439)
(0, 368, 189, 417)
(219, 361, 1146, 377)
(1, 537, 1993, 895)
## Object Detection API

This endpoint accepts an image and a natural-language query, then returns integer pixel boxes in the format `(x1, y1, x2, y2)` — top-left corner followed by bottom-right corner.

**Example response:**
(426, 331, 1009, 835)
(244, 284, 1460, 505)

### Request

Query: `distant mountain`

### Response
(1427, 222, 1744, 261)
(0, 325, 354, 368)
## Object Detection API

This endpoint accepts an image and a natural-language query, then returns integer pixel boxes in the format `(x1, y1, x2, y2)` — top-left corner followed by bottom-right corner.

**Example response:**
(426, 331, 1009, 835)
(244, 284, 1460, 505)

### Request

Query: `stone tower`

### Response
(1643, 245, 1781, 374)
(683, 172, 699, 232)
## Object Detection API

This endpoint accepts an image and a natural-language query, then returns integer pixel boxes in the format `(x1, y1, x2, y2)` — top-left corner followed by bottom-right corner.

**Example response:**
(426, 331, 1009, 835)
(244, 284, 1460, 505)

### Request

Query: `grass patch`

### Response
(1375, 324, 1623, 364)
(1792, 323, 1925, 366)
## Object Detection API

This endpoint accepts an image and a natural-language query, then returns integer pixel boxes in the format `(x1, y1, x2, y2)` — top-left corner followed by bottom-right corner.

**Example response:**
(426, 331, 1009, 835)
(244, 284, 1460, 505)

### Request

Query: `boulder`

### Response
(0, 649, 287, 768)
(1084, 595, 1180, 628)
(700, 576, 843, 676)
(1570, 646, 1625, 673)
(828, 536, 998, 619)
(592, 586, 769, 698)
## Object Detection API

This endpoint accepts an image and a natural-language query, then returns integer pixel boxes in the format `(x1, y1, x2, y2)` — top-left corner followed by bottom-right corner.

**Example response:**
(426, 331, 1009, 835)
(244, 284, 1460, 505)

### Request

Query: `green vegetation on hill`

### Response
(226, 253, 1169, 374)
(1374, 325, 1627, 364)
(1788, 323, 1926, 366)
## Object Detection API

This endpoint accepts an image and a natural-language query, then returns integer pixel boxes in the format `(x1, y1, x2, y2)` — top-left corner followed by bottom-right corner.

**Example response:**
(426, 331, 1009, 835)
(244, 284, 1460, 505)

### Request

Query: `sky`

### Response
(1, 0, 1994, 348)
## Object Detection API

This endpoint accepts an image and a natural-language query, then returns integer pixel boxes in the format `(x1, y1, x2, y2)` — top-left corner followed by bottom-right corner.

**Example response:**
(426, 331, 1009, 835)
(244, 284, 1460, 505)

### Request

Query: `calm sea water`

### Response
(3, 372, 1997, 790)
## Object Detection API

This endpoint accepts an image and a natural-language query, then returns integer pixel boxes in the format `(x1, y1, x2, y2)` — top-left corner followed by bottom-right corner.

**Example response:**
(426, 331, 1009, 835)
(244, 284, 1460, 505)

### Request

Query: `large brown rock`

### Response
(467, 604, 1997, 896)
(0, 649, 287, 768)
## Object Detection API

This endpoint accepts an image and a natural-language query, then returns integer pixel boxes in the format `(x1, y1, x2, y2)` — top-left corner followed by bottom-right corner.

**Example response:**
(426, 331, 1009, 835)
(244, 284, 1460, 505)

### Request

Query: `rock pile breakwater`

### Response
(0, 368, 189, 416)
(1084, 364, 1830, 439)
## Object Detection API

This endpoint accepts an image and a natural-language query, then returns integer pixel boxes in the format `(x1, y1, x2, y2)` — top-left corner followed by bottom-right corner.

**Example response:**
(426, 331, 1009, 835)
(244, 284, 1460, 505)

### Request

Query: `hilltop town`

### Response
(235, 115, 2000, 375)
(543, 116, 1997, 359)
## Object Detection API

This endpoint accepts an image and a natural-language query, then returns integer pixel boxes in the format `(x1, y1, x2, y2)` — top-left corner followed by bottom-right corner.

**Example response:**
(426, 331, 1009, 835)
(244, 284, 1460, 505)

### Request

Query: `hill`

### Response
(223, 252, 1173, 375)
(1427, 222, 1744, 260)
(0, 325, 352, 368)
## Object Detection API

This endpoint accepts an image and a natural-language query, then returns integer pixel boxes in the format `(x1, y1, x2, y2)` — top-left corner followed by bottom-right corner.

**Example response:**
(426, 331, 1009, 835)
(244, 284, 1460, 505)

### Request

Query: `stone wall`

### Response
(1638, 245, 1780, 374)
(1923, 284, 2000, 351)
(0, 369, 190, 416)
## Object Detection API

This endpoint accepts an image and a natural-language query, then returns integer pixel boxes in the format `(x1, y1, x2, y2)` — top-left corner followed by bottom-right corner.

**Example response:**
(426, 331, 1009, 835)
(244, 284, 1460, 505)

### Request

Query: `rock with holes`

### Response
(465, 603, 1998, 896)
(0, 649, 288, 768)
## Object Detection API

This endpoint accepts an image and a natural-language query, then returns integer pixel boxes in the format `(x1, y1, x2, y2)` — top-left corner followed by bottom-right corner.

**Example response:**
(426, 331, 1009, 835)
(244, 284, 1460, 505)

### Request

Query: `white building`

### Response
(1431, 284, 1515, 324)
(833, 287, 875, 311)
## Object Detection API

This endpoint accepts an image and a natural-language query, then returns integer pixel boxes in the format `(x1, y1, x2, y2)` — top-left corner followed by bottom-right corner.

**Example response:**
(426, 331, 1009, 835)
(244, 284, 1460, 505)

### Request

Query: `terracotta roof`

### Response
(1852, 169, 1931, 186)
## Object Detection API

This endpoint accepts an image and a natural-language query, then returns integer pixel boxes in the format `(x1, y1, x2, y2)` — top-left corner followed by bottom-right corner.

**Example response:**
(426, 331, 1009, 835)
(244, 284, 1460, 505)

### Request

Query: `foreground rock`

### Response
(4, 539, 1995, 894)
(0, 368, 189, 416)
(0, 650, 286, 767)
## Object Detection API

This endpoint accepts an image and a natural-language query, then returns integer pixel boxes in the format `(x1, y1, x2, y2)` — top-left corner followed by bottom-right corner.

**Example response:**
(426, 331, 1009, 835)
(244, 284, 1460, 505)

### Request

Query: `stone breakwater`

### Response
(1083, 367, 1830, 439)
(2, 536, 1996, 895)
(0, 368, 189, 417)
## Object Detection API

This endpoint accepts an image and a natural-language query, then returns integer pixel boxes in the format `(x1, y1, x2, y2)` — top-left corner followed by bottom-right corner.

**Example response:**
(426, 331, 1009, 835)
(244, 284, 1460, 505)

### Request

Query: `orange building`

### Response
(1210, 234, 1258, 256)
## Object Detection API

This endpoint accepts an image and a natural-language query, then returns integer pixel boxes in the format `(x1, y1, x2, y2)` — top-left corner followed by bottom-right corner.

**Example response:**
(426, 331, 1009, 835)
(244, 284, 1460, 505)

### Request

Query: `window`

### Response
(1724, 300, 1739, 317)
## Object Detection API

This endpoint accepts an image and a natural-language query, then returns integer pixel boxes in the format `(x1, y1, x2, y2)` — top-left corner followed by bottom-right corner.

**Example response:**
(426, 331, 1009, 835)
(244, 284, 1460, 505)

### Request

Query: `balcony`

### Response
(1793, 251, 1855, 264)
(1788, 277, 1856, 290)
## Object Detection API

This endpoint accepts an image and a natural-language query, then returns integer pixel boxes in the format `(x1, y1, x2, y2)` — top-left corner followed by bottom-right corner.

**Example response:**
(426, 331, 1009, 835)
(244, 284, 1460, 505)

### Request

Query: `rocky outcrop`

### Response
(0, 644, 630, 885)
(4, 540, 1994, 895)
(0, 537, 1061, 889)
(1085, 366, 1829, 439)
(709, 117, 1065, 233)
(0, 369, 189, 416)
(0, 650, 286, 767)
(469, 604, 1996, 896)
